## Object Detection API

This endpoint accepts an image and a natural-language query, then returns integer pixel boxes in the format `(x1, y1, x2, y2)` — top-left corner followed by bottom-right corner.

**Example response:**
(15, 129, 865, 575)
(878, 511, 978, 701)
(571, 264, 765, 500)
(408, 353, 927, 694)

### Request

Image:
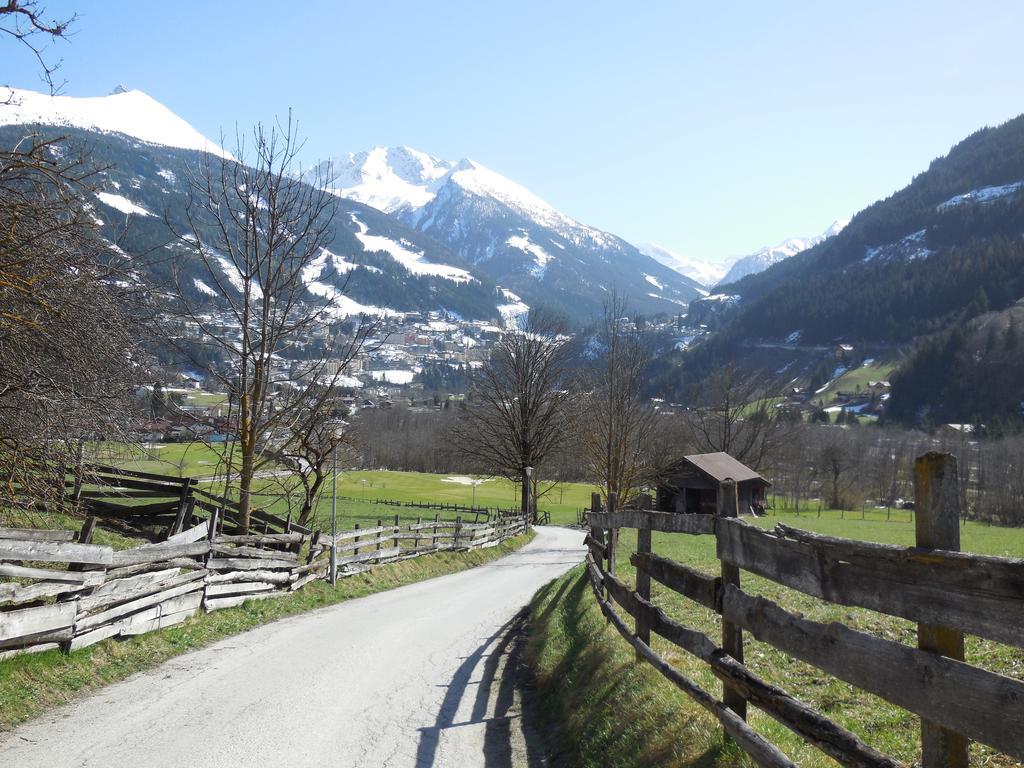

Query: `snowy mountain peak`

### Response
(314, 146, 578, 230)
(644, 219, 851, 289)
(637, 243, 733, 289)
(0, 86, 232, 160)
(717, 218, 851, 286)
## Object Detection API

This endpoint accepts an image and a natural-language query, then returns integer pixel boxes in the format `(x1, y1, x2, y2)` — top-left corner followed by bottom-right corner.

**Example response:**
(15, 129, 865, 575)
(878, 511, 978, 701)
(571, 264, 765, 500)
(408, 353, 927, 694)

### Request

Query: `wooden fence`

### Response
(584, 452, 1024, 768)
(2, 508, 530, 662)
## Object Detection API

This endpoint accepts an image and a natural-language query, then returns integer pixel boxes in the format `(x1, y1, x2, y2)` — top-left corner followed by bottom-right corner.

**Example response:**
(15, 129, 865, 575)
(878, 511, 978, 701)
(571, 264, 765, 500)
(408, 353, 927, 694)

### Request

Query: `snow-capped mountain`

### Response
(0, 89, 506, 320)
(637, 243, 734, 289)
(0, 86, 232, 159)
(717, 218, 850, 286)
(305, 147, 706, 318)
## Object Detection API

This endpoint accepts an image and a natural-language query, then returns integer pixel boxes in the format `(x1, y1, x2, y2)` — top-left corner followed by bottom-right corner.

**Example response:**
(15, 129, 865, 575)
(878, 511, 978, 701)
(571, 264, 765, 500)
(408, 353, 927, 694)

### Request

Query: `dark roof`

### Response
(681, 452, 768, 485)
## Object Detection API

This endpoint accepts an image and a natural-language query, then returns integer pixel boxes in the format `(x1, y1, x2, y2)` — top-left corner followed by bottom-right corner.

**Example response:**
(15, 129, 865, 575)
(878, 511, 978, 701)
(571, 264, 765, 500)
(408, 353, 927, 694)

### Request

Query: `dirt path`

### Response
(0, 526, 585, 767)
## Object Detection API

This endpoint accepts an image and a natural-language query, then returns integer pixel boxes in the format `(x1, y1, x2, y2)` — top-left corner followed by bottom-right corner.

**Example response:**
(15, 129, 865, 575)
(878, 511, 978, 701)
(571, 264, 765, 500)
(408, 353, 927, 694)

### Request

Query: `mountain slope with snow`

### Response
(0, 86, 232, 159)
(637, 243, 732, 289)
(307, 146, 705, 318)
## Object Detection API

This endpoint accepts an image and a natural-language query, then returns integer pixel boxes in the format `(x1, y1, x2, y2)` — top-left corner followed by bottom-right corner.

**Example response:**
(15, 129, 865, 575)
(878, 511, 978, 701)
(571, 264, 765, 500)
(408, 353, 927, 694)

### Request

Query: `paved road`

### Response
(0, 526, 585, 768)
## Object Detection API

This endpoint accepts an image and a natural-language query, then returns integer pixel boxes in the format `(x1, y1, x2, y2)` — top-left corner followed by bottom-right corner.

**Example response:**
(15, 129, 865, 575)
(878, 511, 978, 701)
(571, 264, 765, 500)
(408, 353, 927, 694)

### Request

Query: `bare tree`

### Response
(455, 312, 573, 515)
(580, 293, 654, 505)
(167, 117, 374, 532)
(683, 364, 786, 470)
(0, 133, 139, 523)
(0, 1, 76, 93)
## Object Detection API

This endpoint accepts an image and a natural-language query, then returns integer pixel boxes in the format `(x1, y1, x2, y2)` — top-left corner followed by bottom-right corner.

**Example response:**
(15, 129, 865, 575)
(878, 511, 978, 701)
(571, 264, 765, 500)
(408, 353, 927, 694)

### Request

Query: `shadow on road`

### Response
(416, 610, 553, 767)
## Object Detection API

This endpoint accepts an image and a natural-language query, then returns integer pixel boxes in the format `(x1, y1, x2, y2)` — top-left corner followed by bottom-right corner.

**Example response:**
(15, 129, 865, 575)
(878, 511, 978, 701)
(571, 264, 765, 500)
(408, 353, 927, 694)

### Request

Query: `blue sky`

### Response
(3, 1, 1024, 260)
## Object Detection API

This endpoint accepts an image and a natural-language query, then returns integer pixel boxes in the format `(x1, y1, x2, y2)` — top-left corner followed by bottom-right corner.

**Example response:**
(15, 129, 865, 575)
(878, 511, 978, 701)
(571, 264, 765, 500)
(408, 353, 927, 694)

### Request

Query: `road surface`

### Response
(0, 526, 586, 768)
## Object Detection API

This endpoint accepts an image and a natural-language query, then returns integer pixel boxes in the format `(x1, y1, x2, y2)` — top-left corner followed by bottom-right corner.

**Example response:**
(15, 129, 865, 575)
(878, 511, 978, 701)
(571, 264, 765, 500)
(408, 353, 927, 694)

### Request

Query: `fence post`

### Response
(375, 518, 382, 561)
(718, 478, 747, 724)
(70, 441, 85, 514)
(353, 522, 360, 556)
(635, 493, 652, 658)
(589, 492, 607, 600)
(606, 492, 619, 592)
(393, 513, 400, 554)
(454, 515, 463, 549)
(914, 452, 969, 768)
(434, 513, 440, 550)
(414, 516, 421, 551)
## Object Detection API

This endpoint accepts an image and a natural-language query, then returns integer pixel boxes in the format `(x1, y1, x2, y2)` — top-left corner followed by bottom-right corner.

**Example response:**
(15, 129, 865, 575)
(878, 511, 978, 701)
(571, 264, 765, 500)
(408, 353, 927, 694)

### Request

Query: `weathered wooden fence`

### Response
(1, 510, 529, 662)
(584, 452, 1024, 768)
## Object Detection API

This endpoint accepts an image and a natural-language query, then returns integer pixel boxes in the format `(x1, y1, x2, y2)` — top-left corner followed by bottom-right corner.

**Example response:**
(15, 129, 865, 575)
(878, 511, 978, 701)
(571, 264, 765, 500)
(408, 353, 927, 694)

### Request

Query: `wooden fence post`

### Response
(353, 522, 360, 556)
(454, 515, 462, 549)
(589, 492, 607, 600)
(375, 518, 382, 561)
(607, 492, 618, 578)
(393, 513, 400, 554)
(70, 441, 85, 514)
(414, 516, 421, 551)
(914, 452, 969, 768)
(635, 493, 653, 659)
(718, 478, 747, 724)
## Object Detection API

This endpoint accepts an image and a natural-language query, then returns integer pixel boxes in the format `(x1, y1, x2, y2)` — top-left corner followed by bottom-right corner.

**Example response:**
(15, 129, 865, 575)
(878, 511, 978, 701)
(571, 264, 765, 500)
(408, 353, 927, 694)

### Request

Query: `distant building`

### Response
(655, 452, 770, 516)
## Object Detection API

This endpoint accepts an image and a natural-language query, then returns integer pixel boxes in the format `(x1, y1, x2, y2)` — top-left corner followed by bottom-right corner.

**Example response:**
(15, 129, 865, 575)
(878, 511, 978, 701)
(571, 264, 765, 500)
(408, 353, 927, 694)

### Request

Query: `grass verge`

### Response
(527, 567, 743, 768)
(0, 531, 535, 734)
(527, 513, 1024, 768)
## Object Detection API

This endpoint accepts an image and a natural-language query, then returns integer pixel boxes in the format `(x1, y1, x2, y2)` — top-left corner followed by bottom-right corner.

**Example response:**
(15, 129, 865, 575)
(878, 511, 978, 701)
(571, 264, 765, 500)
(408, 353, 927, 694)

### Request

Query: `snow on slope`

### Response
(323, 146, 455, 212)
(496, 287, 529, 327)
(96, 191, 153, 217)
(506, 233, 553, 276)
(937, 181, 1024, 211)
(318, 147, 615, 247)
(0, 86, 232, 159)
(638, 242, 727, 289)
(350, 213, 473, 283)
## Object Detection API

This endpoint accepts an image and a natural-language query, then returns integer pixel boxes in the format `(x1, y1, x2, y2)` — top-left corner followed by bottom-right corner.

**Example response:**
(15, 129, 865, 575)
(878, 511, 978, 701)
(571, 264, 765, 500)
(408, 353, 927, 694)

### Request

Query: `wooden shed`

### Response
(655, 452, 770, 516)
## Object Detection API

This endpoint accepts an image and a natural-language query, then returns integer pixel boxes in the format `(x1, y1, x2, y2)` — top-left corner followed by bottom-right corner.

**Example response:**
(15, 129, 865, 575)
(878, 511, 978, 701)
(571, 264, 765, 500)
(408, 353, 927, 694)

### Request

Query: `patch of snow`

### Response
(785, 330, 802, 344)
(937, 181, 1024, 211)
(497, 286, 529, 327)
(351, 213, 473, 283)
(369, 369, 416, 385)
(644, 273, 665, 290)
(96, 191, 153, 217)
(441, 476, 494, 486)
(864, 229, 933, 263)
(506, 233, 554, 277)
(193, 279, 218, 297)
(157, 168, 176, 183)
(0, 86, 233, 159)
(703, 293, 740, 304)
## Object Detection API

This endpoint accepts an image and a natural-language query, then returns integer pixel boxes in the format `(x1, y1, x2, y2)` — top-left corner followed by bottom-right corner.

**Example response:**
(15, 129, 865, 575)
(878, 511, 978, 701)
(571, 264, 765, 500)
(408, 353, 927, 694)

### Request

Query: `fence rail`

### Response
(584, 452, 1024, 768)
(2, 466, 532, 661)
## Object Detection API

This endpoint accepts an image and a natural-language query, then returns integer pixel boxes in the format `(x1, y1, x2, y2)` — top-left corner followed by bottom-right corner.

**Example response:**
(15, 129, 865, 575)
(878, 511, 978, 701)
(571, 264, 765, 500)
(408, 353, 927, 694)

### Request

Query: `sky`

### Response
(3, 1, 1024, 261)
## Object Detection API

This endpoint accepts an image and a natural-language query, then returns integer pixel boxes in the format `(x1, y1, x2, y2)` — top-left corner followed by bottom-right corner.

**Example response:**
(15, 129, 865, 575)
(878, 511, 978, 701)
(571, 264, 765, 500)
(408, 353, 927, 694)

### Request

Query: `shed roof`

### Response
(681, 452, 768, 485)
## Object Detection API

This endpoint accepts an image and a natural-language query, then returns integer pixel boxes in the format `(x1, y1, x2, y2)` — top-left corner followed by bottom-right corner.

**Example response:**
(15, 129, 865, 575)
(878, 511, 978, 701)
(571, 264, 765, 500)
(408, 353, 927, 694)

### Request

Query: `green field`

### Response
(88, 441, 230, 477)
(100, 442, 598, 529)
(530, 510, 1024, 768)
(814, 359, 896, 407)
